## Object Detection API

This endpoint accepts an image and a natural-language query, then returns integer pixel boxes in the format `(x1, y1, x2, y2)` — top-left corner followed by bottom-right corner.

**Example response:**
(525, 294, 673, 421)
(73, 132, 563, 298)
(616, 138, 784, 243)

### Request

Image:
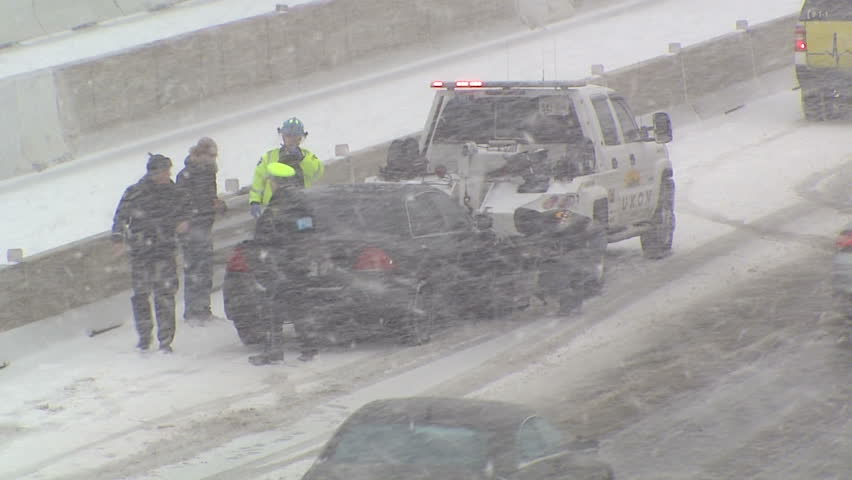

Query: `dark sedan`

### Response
(300, 396, 614, 480)
(223, 183, 507, 346)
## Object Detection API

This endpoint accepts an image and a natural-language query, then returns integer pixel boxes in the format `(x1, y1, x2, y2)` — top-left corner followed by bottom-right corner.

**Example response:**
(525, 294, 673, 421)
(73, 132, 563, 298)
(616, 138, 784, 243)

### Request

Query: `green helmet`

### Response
(278, 117, 306, 136)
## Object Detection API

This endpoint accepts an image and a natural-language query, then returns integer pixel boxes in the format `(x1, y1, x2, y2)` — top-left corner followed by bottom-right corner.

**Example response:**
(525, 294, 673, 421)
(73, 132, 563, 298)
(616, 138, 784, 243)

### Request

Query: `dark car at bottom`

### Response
(223, 183, 509, 346)
(300, 396, 614, 480)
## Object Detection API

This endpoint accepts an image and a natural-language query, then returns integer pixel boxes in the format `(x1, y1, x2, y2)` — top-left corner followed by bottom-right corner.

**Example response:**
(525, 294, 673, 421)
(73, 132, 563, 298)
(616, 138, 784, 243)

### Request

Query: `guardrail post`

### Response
(225, 178, 240, 193)
(739, 19, 760, 84)
(668, 42, 688, 107)
(590, 64, 606, 87)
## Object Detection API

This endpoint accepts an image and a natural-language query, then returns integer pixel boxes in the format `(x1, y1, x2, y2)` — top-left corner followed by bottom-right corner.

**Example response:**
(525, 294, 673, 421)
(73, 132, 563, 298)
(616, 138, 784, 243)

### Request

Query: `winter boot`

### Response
(297, 349, 318, 362)
(248, 350, 284, 366)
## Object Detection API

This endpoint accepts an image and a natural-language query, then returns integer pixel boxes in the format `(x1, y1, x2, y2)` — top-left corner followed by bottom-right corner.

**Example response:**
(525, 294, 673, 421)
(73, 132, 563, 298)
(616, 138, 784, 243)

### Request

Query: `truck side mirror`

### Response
(653, 112, 673, 144)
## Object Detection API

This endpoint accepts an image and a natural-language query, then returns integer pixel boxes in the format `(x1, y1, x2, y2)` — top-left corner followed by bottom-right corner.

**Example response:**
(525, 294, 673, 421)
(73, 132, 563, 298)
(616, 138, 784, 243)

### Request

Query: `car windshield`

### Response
(800, 0, 852, 20)
(326, 423, 490, 469)
(433, 94, 584, 144)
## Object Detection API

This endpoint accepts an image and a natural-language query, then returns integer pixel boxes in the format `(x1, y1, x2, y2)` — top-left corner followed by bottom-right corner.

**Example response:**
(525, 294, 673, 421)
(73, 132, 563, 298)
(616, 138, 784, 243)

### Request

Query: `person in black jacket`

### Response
(249, 162, 320, 366)
(176, 137, 226, 324)
(112, 154, 190, 352)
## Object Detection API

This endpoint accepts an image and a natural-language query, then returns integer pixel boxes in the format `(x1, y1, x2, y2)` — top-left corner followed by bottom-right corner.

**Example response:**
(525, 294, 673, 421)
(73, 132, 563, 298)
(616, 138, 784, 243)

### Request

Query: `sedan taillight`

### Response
(353, 247, 395, 271)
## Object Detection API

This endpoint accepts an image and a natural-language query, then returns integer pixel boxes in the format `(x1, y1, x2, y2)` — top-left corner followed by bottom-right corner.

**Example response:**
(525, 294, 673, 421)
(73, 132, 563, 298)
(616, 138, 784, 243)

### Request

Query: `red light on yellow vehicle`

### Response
(431, 80, 445, 88)
(794, 24, 807, 52)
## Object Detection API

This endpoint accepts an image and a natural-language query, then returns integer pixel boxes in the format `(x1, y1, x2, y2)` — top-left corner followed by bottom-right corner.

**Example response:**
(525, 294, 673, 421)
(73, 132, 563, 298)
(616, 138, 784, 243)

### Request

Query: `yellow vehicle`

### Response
(795, 0, 852, 120)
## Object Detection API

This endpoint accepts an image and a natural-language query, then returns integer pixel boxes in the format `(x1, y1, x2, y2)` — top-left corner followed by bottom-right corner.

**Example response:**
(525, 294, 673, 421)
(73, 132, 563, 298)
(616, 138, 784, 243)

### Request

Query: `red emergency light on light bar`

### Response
(431, 80, 483, 88)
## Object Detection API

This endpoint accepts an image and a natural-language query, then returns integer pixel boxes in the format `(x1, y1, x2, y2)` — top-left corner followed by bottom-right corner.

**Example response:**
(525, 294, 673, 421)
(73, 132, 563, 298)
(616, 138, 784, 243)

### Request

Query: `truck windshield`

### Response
(433, 94, 583, 144)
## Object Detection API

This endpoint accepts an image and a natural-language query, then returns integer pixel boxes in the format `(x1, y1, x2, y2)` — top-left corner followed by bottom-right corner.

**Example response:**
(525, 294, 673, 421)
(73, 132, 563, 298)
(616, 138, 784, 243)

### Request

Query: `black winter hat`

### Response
(146, 153, 172, 172)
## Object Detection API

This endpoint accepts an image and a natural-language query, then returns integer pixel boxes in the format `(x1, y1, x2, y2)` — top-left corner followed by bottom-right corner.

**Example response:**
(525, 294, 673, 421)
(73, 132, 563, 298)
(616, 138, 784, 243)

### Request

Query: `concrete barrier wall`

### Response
(0, 13, 799, 331)
(9, 0, 581, 182)
(599, 15, 797, 118)
(0, 0, 188, 45)
(51, 0, 559, 145)
(0, 72, 71, 175)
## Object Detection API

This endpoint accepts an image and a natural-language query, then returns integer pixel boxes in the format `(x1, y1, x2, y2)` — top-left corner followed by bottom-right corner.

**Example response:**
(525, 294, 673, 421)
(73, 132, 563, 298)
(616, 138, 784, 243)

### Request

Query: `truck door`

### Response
(610, 95, 658, 223)
(589, 95, 641, 226)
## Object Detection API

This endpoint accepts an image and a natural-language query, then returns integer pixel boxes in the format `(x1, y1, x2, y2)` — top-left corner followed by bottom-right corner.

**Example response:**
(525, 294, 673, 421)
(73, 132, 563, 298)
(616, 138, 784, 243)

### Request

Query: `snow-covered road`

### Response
(2, 84, 851, 479)
(3, 0, 851, 478)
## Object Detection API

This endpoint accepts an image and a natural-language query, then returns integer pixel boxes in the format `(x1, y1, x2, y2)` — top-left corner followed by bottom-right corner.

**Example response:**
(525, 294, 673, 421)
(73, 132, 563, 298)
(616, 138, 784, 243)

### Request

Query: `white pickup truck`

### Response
(368, 79, 675, 314)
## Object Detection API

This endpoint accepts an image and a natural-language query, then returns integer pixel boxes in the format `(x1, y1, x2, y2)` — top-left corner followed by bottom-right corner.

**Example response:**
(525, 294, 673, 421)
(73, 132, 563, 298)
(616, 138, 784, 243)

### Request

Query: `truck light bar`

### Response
(431, 80, 587, 90)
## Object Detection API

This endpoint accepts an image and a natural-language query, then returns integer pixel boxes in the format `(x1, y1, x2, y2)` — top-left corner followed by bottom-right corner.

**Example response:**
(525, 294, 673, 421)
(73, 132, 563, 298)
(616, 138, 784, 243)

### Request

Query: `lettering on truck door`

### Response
(591, 95, 647, 226)
(610, 95, 657, 223)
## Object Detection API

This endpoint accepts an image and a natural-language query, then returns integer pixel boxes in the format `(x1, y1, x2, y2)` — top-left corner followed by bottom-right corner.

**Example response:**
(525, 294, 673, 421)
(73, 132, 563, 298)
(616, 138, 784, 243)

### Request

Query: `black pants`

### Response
(130, 252, 178, 347)
(263, 287, 319, 356)
(180, 222, 214, 319)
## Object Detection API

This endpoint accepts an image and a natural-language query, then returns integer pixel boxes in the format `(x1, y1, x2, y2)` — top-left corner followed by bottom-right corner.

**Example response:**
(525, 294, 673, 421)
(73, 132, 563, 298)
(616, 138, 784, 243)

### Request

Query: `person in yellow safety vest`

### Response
(249, 117, 324, 218)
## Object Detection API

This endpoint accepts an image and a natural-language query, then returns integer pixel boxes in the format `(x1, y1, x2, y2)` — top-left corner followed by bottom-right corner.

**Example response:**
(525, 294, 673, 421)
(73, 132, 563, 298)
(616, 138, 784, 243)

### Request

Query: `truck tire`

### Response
(583, 228, 607, 297)
(641, 178, 675, 259)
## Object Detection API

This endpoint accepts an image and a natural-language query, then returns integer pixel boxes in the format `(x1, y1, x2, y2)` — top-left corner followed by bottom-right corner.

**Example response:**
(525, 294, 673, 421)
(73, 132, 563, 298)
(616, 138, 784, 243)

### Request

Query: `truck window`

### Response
(433, 95, 583, 144)
(610, 96, 641, 143)
(591, 96, 621, 146)
(800, 1, 852, 21)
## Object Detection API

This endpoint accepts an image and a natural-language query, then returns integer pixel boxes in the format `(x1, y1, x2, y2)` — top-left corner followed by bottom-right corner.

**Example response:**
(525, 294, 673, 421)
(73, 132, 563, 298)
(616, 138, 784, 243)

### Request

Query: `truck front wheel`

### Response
(641, 178, 675, 259)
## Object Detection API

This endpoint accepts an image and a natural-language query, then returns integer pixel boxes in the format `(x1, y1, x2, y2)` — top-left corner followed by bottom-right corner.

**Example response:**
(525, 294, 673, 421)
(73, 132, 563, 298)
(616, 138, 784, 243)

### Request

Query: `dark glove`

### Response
(250, 203, 263, 218)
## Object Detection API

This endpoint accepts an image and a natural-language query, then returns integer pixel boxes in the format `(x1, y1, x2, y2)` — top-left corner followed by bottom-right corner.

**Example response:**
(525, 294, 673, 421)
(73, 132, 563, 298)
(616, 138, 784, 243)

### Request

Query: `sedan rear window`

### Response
(310, 193, 408, 236)
(327, 423, 489, 469)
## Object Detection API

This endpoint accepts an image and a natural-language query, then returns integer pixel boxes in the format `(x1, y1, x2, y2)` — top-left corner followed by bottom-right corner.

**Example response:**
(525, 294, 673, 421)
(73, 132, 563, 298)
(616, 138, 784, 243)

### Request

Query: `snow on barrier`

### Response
(0, 13, 799, 332)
